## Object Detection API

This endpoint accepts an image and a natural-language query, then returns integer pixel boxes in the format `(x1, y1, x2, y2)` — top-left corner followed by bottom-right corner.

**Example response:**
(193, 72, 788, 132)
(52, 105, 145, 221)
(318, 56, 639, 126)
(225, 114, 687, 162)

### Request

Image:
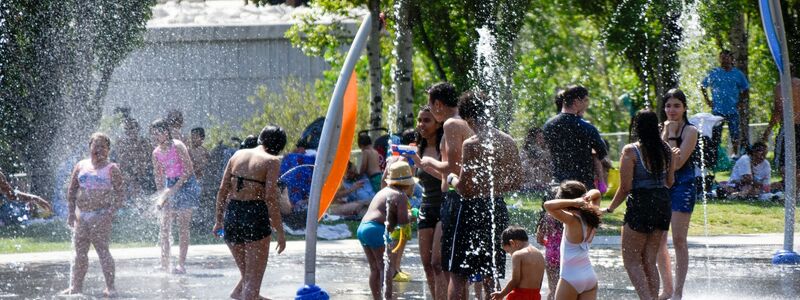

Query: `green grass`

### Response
(504, 192, 797, 237)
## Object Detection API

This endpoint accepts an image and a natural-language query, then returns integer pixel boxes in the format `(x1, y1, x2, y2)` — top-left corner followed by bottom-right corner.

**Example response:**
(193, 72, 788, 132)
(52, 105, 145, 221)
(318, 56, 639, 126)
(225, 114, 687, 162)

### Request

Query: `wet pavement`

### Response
(1, 236, 800, 299)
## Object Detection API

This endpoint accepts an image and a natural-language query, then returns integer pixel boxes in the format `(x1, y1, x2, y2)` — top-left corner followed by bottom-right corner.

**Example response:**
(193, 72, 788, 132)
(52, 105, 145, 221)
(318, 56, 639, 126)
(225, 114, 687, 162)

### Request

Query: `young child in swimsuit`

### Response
(150, 119, 199, 274)
(492, 226, 545, 300)
(60, 133, 124, 297)
(543, 181, 602, 300)
(357, 161, 414, 300)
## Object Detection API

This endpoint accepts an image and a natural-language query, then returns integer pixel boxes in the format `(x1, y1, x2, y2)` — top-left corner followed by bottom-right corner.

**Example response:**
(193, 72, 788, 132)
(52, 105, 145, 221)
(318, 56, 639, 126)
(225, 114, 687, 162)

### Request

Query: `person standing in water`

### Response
(544, 181, 602, 300)
(213, 125, 287, 300)
(60, 133, 124, 297)
(150, 119, 199, 274)
(357, 161, 414, 300)
(541, 85, 606, 300)
(657, 89, 698, 300)
(491, 226, 546, 300)
(406, 106, 447, 299)
(605, 109, 676, 300)
(446, 91, 523, 300)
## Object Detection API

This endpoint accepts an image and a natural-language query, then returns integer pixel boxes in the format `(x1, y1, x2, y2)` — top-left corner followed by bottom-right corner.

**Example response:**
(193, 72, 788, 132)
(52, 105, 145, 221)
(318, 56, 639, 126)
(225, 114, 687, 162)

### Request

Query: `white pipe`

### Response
(769, 0, 796, 252)
(303, 13, 373, 286)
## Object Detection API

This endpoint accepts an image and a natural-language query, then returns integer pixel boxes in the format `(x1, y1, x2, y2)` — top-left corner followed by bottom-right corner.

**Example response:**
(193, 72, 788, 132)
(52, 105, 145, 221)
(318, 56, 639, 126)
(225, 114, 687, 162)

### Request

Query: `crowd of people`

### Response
(0, 48, 798, 300)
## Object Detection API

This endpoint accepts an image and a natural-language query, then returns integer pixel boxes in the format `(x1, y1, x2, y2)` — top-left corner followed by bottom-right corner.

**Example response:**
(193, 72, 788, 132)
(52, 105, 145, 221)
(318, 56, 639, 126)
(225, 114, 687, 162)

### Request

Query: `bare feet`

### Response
(154, 265, 169, 272)
(58, 287, 82, 296)
(103, 288, 117, 298)
(172, 265, 186, 274)
(658, 292, 673, 300)
(229, 292, 270, 300)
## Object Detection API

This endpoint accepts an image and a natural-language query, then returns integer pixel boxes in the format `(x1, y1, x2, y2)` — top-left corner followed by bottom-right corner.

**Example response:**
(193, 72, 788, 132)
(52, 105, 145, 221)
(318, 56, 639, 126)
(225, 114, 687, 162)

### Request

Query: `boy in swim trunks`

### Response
(358, 134, 384, 192)
(357, 161, 414, 300)
(492, 226, 545, 300)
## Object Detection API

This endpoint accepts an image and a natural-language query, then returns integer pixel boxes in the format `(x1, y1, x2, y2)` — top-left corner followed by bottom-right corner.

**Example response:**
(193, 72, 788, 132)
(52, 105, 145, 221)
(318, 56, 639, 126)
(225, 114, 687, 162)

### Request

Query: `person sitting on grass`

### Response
(722, 142, 771, 199)
(328, 161, 375, 219)
(491, 226, 545, 300)
(357, 161, 413, 300)
(358, 133, 384, 192)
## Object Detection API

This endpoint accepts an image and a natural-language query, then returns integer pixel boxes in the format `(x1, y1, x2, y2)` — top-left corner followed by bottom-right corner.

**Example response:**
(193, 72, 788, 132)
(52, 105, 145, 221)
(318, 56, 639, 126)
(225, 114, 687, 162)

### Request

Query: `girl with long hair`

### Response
(604, 109, 676, 300)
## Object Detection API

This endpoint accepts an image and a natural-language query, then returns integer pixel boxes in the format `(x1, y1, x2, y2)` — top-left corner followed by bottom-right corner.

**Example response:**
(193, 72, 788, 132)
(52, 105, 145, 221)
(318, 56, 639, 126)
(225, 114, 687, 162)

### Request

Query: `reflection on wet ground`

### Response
(1, 241, 799, 299)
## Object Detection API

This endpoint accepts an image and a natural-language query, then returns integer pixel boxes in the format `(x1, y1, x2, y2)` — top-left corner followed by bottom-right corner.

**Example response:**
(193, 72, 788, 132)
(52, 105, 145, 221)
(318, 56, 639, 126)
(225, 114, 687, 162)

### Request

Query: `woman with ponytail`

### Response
(603, 110, 676, 300)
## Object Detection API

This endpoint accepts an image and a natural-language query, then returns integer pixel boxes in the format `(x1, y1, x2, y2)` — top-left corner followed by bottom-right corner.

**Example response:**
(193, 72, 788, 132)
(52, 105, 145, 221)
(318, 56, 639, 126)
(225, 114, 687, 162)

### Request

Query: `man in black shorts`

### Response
(446, 91, 523, 299)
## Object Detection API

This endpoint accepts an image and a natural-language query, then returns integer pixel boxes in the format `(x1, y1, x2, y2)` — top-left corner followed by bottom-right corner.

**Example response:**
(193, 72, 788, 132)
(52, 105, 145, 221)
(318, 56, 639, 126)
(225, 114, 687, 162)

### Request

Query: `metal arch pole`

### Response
(769, 0, 796, 253)
(303, 13, 373, 286)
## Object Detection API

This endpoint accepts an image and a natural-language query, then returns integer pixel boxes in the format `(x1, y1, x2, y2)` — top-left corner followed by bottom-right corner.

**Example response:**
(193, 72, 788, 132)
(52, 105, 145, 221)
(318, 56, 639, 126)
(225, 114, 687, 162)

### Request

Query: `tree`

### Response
(0, 0, 154, 197)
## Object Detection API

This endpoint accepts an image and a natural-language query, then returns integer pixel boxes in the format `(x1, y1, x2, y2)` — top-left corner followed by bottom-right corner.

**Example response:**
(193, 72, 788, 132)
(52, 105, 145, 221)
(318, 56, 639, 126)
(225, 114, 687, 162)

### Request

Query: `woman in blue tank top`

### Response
(657, 89, 699, 300)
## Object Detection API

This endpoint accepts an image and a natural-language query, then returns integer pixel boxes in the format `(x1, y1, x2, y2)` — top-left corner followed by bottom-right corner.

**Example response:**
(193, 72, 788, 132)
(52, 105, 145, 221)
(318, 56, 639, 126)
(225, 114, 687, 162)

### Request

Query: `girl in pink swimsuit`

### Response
(61, 133, 124, 297)
(150, 119, 199, 274)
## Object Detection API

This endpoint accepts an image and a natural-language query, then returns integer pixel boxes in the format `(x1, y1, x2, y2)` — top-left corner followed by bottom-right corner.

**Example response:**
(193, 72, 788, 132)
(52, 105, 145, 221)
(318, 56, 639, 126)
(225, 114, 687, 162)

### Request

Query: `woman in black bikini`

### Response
(213, 125, 287, 300)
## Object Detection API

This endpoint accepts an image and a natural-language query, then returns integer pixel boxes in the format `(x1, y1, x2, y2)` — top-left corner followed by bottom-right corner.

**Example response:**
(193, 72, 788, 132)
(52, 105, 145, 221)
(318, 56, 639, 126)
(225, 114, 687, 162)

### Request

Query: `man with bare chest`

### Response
(446, 91, 524, 300)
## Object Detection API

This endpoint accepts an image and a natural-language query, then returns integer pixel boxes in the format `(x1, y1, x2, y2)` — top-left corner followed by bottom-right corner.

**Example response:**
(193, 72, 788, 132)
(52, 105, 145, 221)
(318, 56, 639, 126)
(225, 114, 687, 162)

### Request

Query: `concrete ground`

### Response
(1, 234, 799, 299)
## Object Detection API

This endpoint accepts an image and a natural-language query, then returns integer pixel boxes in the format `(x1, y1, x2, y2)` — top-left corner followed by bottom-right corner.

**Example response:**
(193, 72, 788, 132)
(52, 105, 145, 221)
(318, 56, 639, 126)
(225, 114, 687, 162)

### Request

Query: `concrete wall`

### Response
(103, 23, 337, 135)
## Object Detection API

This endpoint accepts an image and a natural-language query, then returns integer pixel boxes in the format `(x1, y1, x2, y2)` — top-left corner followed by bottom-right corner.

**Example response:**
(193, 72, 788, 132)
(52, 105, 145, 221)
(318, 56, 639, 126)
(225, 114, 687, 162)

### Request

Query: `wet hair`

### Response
(89, 132, 111, 148)
(150, 119, 172, 139)
(258, 125, 287, 155)
(660, 88, 689, 122)
(630, 109, 671, 175)
(357, 133, 372, 147)
(428, 82, 459, 107)
(556, 85, 588, 109)
(501, 226, 529, 245)
(241, 135, 259, 149)
(191, 127, 205, 139)
(792, 63, 797, 77)
(166, 110, 183, 128)
(416, 106, 444, 156)
(555, 180, 587, 199)
(458, 90, 489, 124)
(555, 181, 602, 229)
(523, 126, 545, 158)
(720, 49, 732, 57)
(748, 142, 768, 154)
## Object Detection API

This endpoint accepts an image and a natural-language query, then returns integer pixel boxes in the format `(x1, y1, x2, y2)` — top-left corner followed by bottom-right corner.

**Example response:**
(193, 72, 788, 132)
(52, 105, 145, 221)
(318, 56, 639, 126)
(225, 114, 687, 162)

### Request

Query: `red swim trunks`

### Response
(506, 287, 541, 300)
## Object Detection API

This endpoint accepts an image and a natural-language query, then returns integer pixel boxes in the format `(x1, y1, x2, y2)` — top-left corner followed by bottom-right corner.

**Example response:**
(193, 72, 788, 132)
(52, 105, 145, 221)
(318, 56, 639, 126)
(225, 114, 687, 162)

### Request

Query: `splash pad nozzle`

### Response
(295, 285, 329, 300)
(772, 250, 800, 265)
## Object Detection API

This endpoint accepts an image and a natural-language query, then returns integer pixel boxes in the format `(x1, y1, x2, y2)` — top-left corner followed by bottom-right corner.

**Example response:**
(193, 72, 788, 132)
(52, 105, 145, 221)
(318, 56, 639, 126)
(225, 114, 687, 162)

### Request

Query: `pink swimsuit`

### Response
(153, 140, 185, 179)
(77, 159, 116, 190)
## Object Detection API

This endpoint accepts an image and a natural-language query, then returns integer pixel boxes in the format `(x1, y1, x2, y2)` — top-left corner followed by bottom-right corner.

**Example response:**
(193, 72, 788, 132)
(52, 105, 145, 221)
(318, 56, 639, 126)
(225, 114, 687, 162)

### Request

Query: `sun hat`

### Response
(385, 161, 415, 186)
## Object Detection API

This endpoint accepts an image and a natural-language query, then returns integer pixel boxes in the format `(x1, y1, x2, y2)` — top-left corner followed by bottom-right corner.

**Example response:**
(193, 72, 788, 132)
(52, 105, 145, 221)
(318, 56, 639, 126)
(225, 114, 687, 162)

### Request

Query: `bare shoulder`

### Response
(621, 144, 637, 155)
(443, 118, 471, 135)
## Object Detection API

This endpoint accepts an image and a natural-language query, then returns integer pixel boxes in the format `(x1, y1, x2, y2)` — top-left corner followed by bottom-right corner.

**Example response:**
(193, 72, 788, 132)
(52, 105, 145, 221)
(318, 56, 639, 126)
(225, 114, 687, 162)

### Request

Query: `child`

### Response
(357, 161, 413, 300)
(492, 226, 545, 300)
(723, 142, 771, 199)
(358, 133, 383, 192)
(150, 119, 199, 274)
(543, 181, 602, 300)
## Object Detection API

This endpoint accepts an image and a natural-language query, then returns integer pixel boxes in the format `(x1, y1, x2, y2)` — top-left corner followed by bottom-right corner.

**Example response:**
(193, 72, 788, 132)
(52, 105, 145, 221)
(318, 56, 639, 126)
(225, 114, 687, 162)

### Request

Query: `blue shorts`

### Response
(670, 169, 696, 213)
(357, 220, 390, 248)
(166, 176, 201, 209)
(713, 112, 740, 145)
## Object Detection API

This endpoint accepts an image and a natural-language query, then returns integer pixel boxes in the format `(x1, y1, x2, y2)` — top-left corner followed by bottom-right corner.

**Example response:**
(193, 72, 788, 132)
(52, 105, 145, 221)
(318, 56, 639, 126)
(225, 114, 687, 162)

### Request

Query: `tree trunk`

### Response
(394, 0, 415, 132)
(730, 11, 749, 149)
(366, 0, 383, 139)
(655, 0, 682, 122)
